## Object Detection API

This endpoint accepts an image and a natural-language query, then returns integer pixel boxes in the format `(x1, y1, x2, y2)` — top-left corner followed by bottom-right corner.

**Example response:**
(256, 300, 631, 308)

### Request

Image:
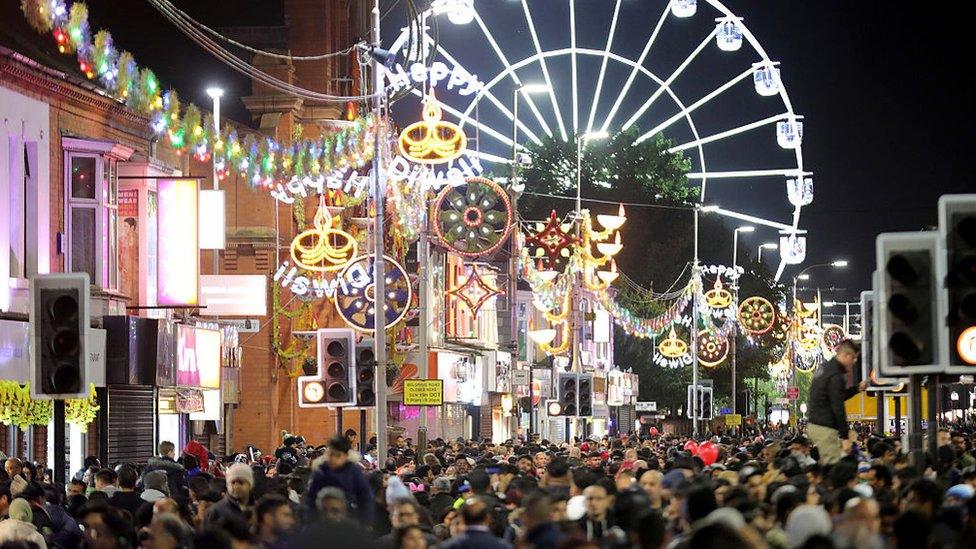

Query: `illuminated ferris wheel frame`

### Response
(385, 0, 811, 281)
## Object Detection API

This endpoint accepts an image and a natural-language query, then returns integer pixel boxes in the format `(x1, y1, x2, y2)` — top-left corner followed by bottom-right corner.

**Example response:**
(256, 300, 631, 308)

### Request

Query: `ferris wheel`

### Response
(383, 0, 812, 281)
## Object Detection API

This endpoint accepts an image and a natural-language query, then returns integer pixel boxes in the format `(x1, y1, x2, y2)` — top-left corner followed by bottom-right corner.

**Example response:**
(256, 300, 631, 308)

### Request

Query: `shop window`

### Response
(64, 148, 121, 289)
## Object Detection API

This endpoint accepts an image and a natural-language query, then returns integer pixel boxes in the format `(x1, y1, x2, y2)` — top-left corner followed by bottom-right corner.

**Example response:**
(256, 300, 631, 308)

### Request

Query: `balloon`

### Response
(683, 440, 699, 456)
(698, 441, 719, 466)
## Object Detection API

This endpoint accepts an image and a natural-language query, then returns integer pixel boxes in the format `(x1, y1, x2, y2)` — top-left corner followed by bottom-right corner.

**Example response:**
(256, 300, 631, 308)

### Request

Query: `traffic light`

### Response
(577, 373, 593, 417)
(876, 232, 943, 375)
(29, 273, 90, 398)
(939, 195, 976, 371)
(556, 372, 577, 416)
(355, 339, 376, 407)
(699, 386, 713, 420)
(318, 328, 356, 406)
(859, 290, 874, 382)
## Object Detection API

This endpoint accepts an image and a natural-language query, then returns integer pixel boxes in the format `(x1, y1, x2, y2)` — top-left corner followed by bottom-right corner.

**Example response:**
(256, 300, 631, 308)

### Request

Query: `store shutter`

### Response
(107, 385, 155, 465)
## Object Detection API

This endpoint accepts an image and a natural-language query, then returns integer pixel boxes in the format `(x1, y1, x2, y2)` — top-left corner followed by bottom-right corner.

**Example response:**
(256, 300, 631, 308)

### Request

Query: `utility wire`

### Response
(154, 0, 363, 61)
(149, 0, 381, 103)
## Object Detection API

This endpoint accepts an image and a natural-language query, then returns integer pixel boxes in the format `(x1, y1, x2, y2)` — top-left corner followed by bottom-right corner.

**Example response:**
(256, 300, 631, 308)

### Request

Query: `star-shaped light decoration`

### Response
(446, 263, 505, 317)
(525, 210, 577, 268)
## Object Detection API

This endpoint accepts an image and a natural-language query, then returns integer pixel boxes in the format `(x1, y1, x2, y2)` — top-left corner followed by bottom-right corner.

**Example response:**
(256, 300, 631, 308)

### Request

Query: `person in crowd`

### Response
(144, 441, 187, 499)
(107, 465, 144, 520)
(254, 494, 295, 548)
(140, 470, 170, 504)
(807, 340, 867, 465)
(302, 434, 373, 523)
(442, 496, 512, 549)
(0, 497, 47, 547)
(93, 468, 119, 497)
(205, 463, 253, 526)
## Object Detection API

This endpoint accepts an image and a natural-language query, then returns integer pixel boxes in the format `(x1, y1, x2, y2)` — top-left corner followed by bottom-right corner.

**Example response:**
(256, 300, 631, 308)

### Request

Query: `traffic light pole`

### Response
(53, 400, 65, 485)
(908, 374, 925, 469)
(927, 375, 939, 467)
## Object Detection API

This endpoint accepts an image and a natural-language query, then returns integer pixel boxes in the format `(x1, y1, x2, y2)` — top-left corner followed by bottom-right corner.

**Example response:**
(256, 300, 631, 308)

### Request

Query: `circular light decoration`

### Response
(822, 324, 846, 353)
(795, 355, 818, 373)
(290, 198, 358, 272)
(525, 210, 577, 268)
(333, 254, 412, 332)
(699, 332, 729, 368)
(658, 328, 688, 358)
(547, 401, 562, 416)
(398, 89, 467, 165)
(704, 278, 733, 309)
(738, 296, 776, 335)
(434, 176, 514, 257)
(958, 326, 976, 365)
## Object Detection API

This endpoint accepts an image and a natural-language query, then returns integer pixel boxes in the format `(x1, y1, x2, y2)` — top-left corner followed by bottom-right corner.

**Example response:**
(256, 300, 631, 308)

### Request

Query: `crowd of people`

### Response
(0, 421, 973, 548)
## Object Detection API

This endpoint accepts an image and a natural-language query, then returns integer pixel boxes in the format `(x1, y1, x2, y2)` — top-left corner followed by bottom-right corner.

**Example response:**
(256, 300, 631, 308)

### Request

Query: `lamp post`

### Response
(512, 83, 549, 441)
(758, 242, 778, 264)
(731, 225, 754, 419)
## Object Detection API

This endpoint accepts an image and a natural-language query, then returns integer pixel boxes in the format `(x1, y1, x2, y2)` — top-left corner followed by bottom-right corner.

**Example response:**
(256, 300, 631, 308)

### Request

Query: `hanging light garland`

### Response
(18, 0, 379, 190)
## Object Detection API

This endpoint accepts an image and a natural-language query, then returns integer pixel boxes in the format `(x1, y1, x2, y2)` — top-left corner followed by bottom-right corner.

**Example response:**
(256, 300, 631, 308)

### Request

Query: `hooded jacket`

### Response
(184, 440, 210, 471)
(302, 461, 373, 523)
(807, 358, 859, 433)
(144, 456, 186, 498)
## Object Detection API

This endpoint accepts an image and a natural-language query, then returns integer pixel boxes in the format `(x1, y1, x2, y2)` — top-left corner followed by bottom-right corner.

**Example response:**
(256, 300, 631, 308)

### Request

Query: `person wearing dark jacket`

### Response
(443, 497, 513, 549)
(807, 339, 866, 465)
(205, 463, 253, 526)
(428, 477, 456, 523)
(302, 434, 374, 523)
(107, 465, 144, 521)
(143, 441, 187, 499)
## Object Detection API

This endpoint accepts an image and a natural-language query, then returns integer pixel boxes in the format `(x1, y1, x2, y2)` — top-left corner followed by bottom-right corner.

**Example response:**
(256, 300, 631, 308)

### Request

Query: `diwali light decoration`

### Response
(333, 255, 412, 332)
(524, 210, 577, 268)
(658, 328, 689, 358)
(704, 278, 733, 309)
(289, 197, 358, 273)
(738, 296, 776, 335)
(398, 90, 467, 165)
(822, 324, 845, 353)
(579, 207, 626, 291)
(19, 0, 377, 190)
(446, 263, 504, 316)
(433, 177, 513, 257)
(699, 332, 730, 367)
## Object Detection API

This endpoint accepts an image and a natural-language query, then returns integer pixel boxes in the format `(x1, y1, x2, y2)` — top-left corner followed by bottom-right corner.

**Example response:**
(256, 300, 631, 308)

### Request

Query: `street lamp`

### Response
(758, 242, 778, 263)
(729, 225, 754, 418)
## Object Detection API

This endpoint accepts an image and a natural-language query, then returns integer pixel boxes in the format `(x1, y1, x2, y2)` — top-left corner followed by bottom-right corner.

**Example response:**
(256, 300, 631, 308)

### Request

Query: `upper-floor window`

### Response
(63, 138, 133, 290)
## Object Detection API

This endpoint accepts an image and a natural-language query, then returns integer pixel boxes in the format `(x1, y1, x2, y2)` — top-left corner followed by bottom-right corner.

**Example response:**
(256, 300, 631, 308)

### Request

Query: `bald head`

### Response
(461, 497, 490, 526)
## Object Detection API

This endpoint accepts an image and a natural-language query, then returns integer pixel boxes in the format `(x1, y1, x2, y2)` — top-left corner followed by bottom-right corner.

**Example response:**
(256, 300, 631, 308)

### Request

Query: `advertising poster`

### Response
(118, 189, 139, 303)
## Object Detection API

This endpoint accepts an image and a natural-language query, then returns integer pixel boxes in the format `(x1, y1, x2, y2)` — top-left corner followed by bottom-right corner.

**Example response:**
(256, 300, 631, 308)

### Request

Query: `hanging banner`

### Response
(157, 179, 199, 306)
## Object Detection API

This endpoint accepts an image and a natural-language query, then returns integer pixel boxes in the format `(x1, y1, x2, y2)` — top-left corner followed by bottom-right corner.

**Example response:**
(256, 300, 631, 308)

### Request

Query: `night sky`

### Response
(10, 1, 974, 302)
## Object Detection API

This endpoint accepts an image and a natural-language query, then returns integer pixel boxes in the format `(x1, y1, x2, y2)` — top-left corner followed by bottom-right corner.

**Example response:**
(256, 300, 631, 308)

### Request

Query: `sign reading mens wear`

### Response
(199, 275, 267, 316)
(157, 179, 199, 306)
(403, 379, 444, 406)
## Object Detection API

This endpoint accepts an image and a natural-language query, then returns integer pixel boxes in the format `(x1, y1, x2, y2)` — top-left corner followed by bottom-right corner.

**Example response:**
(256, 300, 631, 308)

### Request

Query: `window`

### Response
(64, 139, 131, 290)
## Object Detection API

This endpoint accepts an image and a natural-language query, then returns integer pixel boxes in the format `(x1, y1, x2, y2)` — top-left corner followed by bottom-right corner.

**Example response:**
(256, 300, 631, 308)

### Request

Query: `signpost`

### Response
(635, 401, 657, 412)
(403, 379, 444, 406)
(725, 414, 742, 427)
(786, 387, 800, 400)
(513, 370, 530, 386)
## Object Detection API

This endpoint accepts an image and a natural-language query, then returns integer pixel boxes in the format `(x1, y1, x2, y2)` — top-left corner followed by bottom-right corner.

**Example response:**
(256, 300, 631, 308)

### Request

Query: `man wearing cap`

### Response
(205, 463, 253, 526)
(807, 339, 866, 465)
